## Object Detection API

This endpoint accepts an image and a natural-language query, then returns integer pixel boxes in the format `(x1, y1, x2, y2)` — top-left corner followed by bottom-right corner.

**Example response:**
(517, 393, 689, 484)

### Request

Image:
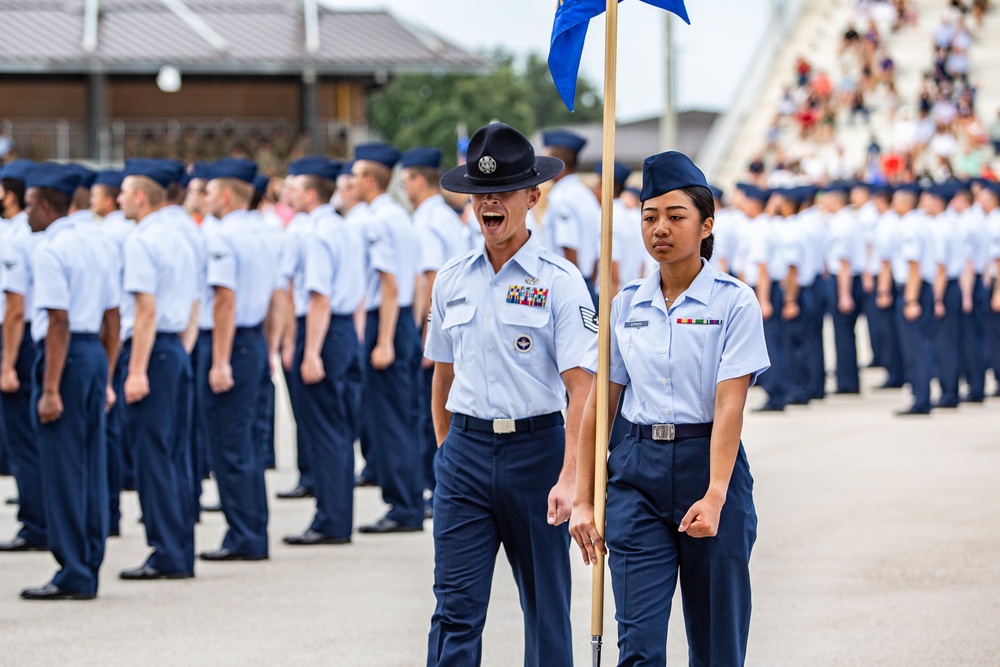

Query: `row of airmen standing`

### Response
(710, 178, 1000, 415)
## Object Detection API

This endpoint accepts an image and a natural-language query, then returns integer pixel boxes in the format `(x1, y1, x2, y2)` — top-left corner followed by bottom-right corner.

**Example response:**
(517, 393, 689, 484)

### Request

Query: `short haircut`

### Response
(406, 166, 441, 190)
(546, 146, 578, 172)
(167, 181, 186, 206)
(35, 187, 72, 218)
(2, 178, 26, 210)
(301, 175, 336, 205)
(71, 186, 91, 212)
(214, 178, 253, 207)
(92, 184, 122, 205)
(358, 161, 392, 191)
(131, 176, 166, 207)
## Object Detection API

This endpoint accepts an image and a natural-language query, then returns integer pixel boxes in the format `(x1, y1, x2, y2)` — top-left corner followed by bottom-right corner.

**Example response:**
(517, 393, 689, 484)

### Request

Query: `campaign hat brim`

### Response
(440, 156, 563, 194)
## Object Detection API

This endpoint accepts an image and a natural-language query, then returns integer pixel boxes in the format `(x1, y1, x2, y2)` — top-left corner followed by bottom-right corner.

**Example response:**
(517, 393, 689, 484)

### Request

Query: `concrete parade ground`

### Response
(2, 365, 1000, 666)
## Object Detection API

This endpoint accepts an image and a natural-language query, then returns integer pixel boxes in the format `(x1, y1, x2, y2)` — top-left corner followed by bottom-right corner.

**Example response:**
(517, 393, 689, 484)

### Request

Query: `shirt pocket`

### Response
(442, 303, 476, 365)
(499, 303, 550, 365)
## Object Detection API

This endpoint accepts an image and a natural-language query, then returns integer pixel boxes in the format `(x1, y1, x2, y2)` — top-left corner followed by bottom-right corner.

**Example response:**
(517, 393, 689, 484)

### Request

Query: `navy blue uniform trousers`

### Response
(419, 364, 437, 495)
(606, 432, 756, 667)
(831, 274, 863, 393)
(959, 277, 988, 401)
(872, 297, 905, 387)
(199, 327, 269, 557)
(255, 360, 275, 470)
(759, 284, 787, 408)
(105, 352, 128, 532)
(192, 330, 213, 510)
(33, 335, 108, 595)
(428, 423, 572, 667)
(284, 318, 314, 491)
(782, 283, 815, 404)
(299, 315, 361, 538)
(896, 283, 934, 413)
(2, 333, 44, 545)
(122, 335, 196, 573)
(363, 307, 423, 527)
(933, 280, 961, 406)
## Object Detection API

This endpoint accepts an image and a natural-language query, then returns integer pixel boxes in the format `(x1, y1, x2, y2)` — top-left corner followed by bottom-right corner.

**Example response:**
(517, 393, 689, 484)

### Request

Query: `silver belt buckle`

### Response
(651, 424, 676, 441)
(493, 418, 516, 434)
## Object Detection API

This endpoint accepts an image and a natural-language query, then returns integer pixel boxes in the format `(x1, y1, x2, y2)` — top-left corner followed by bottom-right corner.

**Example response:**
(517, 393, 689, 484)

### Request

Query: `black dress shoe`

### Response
(108, 526, 120, 538)
(282, 530, 350, 546)
(959, 394, 984, 404)
(20, 583, 95, 600)
(5, 496, 18, 505)
(354, 474, 377, 488)
(120, 564, 194, 580)
(201, 502, 223, 513)
(934, 400, 959, 409)
(833, 389, 860, 395)
(751, 404, 785, 413)
(358, 516, 423, 534)
(0, 536, 47, 552)
(198, 548, 268, 562)
(875, 382, 905, 390)
(895, 406, 931, 416)
(276, 485, 313, 499)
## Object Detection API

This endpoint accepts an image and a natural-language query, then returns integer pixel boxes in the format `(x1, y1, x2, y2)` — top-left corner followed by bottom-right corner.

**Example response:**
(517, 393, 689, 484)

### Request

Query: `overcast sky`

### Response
(328, 0, 769, 121)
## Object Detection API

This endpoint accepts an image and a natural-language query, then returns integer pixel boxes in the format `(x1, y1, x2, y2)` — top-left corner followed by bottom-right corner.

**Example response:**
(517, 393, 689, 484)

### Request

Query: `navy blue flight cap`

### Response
(156, 159, 187, 187)
(66, 164, 97, 190)
(924, 183, 956, 202)
(777, 187, 803, 206)
(824, 181, 852, 196)
(624, 186, 642, 199)
(595, 160, 632, 186)
(401, 147, 443, 170)
(93, 170, 125, 189)
(210, 158, 257, 185)
(190, 161, 213, 181)
(980, 181, 1000, 197)
(338, 161, 355, 179)
(851, 180, 872, 192)
(735, 182, 769, 204)
(872, 183, 894, 198)
(542, 130, 587, 155)
(0, 159, 34, 183)
(708, 185, 724, 202)
(354, 143, 401, 170)
(288, 156, 342, 182)
(25, 163, 81, 198)
(123, 159, 173, 189)
(639, 151, 709, 203)
(440, 123, 563, 195)
(894, 182, 922, 196)
(252, 174, 270, 195)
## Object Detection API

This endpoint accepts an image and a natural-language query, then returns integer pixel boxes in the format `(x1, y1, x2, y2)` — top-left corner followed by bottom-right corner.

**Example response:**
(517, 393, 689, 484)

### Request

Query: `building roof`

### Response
(0, 0, 489, 75)
(542, 111, 720, 172)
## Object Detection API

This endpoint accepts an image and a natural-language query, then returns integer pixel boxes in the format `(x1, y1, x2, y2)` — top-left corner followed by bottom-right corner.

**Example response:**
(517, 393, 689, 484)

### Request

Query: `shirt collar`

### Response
(415, 193, 445, 215)
(46, 216, 76, 237)
(632, 258, 716, 313)
(68, 210, 95, 225)
(468, 230, 542, 277)
(309, 203, 335, 221)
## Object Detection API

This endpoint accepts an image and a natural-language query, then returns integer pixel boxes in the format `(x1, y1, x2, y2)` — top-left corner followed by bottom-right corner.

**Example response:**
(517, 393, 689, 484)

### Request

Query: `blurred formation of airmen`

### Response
(3, 134, 1000, 601)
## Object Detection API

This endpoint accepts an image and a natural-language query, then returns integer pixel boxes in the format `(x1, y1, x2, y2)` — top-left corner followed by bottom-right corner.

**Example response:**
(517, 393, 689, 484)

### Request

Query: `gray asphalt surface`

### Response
(2, 366, 1000, 666)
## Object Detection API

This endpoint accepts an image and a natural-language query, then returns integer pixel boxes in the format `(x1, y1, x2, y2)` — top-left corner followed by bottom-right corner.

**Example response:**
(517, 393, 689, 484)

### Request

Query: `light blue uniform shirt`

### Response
(0, 213, 38, 319)
(799, 206, 828, 284)
(610, 198, 645, 288)
(99, 209, 135, 254)
(957, 207, 989, 275)
(581, 259, 770, 425)
(364, 193, 418, 310)
(873, 210, 900, 265)
(929, 211, 964, 279)
(160, 205, 207, 284)
(303, 206, 365, 316)
(775, 215, 809, 285)
(892, 211, 937, 284)
(280, 212, 315, 317)
(31, 217, 120, 342)
(206, 210, 280, 328)
(197, 214, 223, 330)
(745, 215, 789, 283)
(121, 210, 199, 340)
(987, 209, 1000, 264)
(425, 232, 595, 420)
(415, 194, 467, 274)
(825, 207, 866, 275)
(542, 173, 601, 280)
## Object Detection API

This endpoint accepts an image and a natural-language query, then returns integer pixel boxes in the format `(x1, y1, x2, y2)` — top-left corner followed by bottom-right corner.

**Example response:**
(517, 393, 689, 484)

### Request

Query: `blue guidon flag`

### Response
(548, 0, 691, 111)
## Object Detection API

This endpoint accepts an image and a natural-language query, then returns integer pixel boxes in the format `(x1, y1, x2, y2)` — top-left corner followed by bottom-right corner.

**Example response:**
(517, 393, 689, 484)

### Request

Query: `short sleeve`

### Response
(1, 237, 28, 295)
(419, 223, 448, 274)
(551, 268, 597, 373)
(278, 229, 298, 282)
(423, 275, 453, 363)
(123, 235, 157, 295)
(303, 234, 334, 298)
(717, 287, 770, 386)
(206, 234, 238, 290)
(31, 244, 71, 312)
(103, 242, 122, 310)
(579, 292, 630, 385)
(367, 217, 397, 275)
(551, 202, 581, 251)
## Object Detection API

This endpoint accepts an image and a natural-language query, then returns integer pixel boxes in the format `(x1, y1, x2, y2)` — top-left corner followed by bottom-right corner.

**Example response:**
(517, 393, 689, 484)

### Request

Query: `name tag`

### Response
(624, 320, 648, 329)
(506, 285, 549, 308)
(446, 297, 467, 308)
(676, 318, 723, 325)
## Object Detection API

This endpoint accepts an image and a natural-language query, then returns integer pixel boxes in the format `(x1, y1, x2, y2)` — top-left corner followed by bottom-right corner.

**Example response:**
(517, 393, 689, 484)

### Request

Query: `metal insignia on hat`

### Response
(525, 276, 539, 285)
(478, 156, 497, 174)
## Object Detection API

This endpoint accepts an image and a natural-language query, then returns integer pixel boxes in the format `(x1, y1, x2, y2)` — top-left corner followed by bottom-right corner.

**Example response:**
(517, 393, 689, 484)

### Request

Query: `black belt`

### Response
(451, 411, 564, 435)
(629, 421, 713, 442)
(235, 325, 263, 335)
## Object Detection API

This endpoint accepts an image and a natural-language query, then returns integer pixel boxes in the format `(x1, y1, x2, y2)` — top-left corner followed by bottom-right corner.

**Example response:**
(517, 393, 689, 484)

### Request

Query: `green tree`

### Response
(368, 49, 603, 169)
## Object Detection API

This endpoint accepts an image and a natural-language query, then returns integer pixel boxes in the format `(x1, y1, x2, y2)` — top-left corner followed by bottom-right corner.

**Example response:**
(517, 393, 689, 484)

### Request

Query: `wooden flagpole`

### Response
(591, 0, 618, 664)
